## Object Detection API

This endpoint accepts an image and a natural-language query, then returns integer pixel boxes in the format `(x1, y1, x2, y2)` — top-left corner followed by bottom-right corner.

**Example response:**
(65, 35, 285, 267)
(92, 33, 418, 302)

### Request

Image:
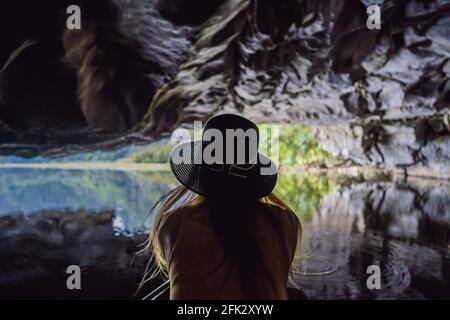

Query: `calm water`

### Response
(0, 167, 449, 299)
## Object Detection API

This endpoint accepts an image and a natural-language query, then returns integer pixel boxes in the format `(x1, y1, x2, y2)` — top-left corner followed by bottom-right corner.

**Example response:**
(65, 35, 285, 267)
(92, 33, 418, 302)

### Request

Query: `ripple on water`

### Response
(291, 248, 338, 276)
(289, 229, 413, 299)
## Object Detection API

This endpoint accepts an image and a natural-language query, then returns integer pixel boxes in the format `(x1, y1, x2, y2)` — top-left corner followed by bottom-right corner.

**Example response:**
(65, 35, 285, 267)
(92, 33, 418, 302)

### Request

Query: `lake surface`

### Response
(0, 167, 449, 299)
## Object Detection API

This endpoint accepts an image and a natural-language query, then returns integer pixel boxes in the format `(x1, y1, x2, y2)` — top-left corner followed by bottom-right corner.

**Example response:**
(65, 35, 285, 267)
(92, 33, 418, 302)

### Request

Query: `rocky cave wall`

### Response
(0, 0, 449, 172)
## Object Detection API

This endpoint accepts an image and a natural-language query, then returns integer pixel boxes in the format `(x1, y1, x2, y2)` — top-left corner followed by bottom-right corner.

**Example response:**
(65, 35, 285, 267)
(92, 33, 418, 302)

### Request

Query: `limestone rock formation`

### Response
(137, 0, 450, 173)
(0, 0, 448, 171)
(313, 114, 450, 176)
(0, 0, 195, 133)
(139, 0, 449, 130)
(63, 0, 194, 131)
(154, 0, 226, 24)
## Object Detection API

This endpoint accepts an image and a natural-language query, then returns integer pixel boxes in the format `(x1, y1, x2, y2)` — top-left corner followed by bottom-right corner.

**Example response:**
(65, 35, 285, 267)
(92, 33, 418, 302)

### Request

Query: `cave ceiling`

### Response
(0, 0, 448, 169)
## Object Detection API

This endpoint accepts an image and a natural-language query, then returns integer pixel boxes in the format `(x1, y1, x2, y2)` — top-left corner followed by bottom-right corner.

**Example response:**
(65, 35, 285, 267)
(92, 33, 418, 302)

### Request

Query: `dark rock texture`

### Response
(0, 1, 83, 130)
(137, 0, 450, 173)
(313, 114, 450, 177)
(63, 0, 194, 131)
(139, 0, 450, 132)
(0, 0, 448, 171)
(0, 40, 82, 129)
(154, 0, 226, 25)
(0, 0, 195, 134)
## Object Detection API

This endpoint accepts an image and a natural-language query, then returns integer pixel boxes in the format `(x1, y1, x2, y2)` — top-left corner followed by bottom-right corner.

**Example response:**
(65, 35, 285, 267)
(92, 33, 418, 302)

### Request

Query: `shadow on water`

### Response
(0, 167, 449, 299)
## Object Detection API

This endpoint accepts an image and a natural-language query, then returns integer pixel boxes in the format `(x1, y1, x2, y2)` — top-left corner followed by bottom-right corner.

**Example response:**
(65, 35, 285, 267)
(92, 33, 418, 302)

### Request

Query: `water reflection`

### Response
(291, 179, 450, 299)
(0, 168, 449, 299)
(0, 168, 177, 233)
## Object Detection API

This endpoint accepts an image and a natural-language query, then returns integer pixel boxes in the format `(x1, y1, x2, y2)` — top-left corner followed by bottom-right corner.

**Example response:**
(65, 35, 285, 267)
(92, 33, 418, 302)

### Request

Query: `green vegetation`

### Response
(258, 124, 332, 166)
(122, 124, 333, 166)
(0, 125, 337, 231)
(121, 140, 173, 163)
(275, 173, 338, 222)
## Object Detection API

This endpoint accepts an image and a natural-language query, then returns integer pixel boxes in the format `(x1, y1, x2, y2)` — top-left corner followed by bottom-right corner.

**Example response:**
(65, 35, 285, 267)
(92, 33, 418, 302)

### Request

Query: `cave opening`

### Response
(0, 0, 449, 300)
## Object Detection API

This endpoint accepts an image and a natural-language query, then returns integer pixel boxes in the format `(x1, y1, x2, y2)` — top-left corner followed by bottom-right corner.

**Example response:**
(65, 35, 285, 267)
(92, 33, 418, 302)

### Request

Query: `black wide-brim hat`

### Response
(169, 114, 278, 199)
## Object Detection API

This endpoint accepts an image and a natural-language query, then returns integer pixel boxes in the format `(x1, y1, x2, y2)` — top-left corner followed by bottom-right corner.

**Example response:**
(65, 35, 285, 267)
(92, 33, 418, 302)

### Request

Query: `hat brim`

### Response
(169, 141, 278, 199)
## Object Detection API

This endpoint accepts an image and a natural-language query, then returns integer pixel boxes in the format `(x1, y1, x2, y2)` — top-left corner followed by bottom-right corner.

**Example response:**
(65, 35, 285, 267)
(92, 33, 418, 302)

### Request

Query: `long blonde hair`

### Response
(137, 185, 302, 296)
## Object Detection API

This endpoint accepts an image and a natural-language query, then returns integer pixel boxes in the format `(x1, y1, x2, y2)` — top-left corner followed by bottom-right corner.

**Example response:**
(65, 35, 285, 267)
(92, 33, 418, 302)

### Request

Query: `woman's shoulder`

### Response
(259, 203, 301, 230)
(259, 202, 296, 217)
(164, 201, 207, 225)
(158, 203, 205, 262)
